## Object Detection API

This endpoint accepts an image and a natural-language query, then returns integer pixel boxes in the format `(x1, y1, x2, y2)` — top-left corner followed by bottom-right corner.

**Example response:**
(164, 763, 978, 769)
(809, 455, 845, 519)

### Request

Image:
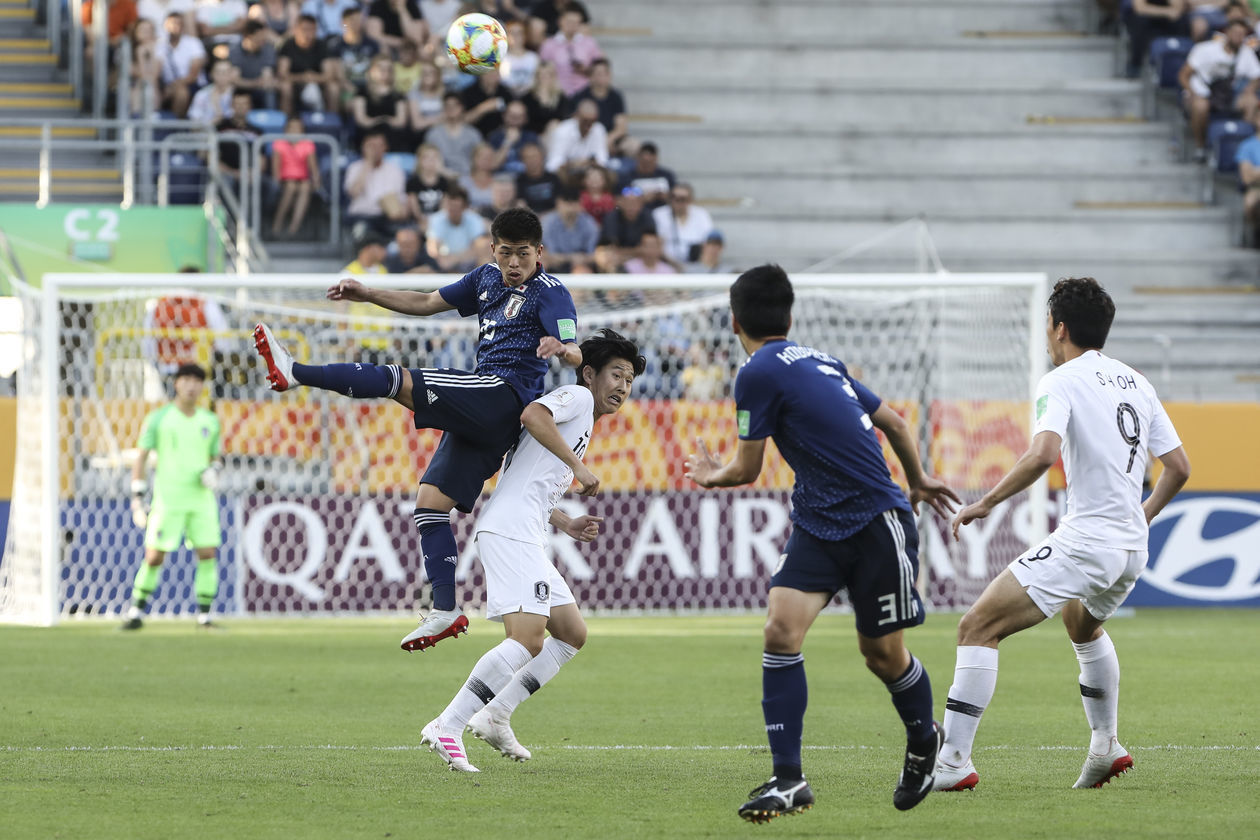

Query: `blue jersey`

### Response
(735, 339, 910, 541)
(438, 262, 578, 404)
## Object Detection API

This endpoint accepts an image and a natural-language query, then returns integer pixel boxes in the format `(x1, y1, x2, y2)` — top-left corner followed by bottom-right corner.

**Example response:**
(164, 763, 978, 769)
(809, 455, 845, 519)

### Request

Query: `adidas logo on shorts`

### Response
(427, 389, 439, 404)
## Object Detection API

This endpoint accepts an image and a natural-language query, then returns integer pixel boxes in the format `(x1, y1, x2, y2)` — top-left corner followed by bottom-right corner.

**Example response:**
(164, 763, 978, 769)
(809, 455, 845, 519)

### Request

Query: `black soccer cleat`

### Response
(893, 721, 944, 811)
(738, 776, 814, 823)
(120, 617, 143, 631)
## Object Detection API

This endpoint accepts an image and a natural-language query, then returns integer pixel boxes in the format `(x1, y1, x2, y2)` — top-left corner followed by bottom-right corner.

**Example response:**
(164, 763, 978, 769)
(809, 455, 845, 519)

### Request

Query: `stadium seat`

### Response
(1208, 119, 1256, 174)
(1148, 37, 1193, 90)
(247, 108, 288, 134)
(301, 110, 343, 137)
(166, 152, 206, 205)
(385, 152, 416, 175)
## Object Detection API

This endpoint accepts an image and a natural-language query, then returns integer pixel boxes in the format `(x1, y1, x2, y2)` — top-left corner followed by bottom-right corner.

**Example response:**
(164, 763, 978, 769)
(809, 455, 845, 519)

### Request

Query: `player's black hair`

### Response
(729, 263, 794, 340)
(579, 328, 646, 379)
(243, 19, 266, 36)
(1047, 276, 1115, 350)
(297, 13, 317, 25)
(490, 207, 543, 245)
(174, 363, 207, 381)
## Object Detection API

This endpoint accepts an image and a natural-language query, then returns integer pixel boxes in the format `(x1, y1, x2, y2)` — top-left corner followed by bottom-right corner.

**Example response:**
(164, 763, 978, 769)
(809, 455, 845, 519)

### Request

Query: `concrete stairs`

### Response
(590, 0, 1259, 400)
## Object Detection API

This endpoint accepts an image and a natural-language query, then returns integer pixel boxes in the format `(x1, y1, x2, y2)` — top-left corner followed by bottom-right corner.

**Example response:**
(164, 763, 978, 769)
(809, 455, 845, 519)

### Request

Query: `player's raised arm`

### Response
(521, 401, 600, 495)
(870, 402, 960, 519)
(326, 277, 455, 316)
(536, 336, 582, 367)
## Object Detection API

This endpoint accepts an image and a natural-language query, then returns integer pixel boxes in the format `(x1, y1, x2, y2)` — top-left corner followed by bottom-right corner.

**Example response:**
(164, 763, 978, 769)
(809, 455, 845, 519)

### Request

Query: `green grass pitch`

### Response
(2, 610, 1257, 839)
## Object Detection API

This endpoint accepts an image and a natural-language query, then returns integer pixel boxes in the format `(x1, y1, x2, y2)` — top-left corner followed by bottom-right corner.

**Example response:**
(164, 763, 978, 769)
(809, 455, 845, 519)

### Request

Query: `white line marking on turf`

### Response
(4, 744, 1258, 753)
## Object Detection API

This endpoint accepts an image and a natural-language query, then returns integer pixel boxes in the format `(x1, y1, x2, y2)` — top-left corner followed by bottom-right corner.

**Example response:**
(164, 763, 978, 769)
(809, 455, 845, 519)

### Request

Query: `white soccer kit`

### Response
(475, 384, 593, 620)
(1012, 350, 1182, 618)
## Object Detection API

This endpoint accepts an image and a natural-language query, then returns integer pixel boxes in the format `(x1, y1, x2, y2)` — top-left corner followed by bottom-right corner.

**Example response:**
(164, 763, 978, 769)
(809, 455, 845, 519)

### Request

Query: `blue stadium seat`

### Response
(301, 110, 343, 136)
(1148, 37, 1193, 90)
(1208, 119, 1257, 174)
(384, 152, 416, 175)
(247, 108, 288, 134)
(167, 152, 206, 204)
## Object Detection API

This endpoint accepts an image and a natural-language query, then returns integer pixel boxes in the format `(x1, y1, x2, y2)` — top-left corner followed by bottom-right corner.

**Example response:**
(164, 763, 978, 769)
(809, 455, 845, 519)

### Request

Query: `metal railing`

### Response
(249, 133, 344, 254)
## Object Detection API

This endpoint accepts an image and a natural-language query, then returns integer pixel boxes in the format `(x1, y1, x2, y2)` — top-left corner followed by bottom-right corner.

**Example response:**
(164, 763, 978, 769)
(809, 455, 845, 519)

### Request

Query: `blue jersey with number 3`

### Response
(735, 339, 910, 540)
(438, 263, 578, 404)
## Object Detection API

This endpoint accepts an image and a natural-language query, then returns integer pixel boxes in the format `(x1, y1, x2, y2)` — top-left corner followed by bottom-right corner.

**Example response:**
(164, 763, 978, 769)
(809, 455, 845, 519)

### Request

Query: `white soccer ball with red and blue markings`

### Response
(446, 13, 508, 76)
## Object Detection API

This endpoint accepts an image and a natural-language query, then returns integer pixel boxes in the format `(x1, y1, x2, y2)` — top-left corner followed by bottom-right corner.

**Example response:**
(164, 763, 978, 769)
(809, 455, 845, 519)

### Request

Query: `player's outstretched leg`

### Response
(738, 777, 815, 823)
(400, 609, 469, 651)
(420, 719, 479, 773)
(1073, 737, 1133, 788)
(253, 322, 404, 399)
(935, 645, 998, 791)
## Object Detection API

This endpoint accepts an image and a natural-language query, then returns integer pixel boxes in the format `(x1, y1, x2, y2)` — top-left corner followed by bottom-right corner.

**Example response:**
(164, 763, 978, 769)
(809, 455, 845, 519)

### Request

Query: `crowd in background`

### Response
(82, 0, 735, 274)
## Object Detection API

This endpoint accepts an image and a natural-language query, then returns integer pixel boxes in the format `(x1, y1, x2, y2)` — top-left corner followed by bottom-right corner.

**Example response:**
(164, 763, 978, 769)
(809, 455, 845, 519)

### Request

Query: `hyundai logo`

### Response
(1145, 497, 1260, 601)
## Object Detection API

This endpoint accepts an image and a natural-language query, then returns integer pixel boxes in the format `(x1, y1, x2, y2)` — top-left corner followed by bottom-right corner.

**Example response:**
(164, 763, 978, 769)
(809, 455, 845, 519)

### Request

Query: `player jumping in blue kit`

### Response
(685, 264, 961, 821)
(253, 208, 583, 651)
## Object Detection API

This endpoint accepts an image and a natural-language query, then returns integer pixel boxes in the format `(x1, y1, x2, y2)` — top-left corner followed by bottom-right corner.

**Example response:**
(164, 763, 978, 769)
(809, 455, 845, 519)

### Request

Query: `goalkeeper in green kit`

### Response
(122, 363, 224, 630)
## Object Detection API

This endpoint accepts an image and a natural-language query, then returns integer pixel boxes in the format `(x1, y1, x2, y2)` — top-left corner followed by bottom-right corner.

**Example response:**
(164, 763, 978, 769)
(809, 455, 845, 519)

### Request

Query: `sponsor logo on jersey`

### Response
(1144, 496, 1260, 601)
(504, 294, 525, 319)
(557, 318, 577, 340)
(534, 580, 550, 603)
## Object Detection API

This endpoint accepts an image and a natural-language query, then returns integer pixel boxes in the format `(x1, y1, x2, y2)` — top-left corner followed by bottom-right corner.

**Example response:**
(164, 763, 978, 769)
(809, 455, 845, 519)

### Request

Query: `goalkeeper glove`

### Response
(200, 463, 221, 490)
(130, 479, 149, 529)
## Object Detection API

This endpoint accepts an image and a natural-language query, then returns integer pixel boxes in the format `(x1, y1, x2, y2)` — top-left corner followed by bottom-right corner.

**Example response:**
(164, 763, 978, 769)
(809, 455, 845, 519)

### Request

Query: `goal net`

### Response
(1, 272, 1047, 625)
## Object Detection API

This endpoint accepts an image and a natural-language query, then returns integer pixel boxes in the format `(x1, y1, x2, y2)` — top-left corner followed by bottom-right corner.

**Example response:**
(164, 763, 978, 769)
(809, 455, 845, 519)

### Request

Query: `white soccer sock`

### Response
(940, 645, 1000, 767)
(1072, 631, 1120, 754)
(439, 638, 532, 729)
(484, 637, 579, 718)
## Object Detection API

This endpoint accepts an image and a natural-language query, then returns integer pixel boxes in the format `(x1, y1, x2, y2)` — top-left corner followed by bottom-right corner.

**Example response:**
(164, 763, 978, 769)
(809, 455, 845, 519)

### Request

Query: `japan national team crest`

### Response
(504, 294, 525, 319)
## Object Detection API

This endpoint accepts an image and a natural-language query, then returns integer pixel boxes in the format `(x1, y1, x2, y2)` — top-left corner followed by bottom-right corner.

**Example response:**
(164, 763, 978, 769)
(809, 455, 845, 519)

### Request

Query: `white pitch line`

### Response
(4, 744, 1258, 753)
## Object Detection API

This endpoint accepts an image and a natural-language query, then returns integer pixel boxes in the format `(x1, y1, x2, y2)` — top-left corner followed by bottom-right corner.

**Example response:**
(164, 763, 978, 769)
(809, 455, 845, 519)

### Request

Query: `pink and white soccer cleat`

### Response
(421, 719, 479, 773)
(253, 322, 295, 392)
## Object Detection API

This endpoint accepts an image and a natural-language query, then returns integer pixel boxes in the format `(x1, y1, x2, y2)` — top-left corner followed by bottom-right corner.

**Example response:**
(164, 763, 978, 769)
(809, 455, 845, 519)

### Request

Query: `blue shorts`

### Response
(409, 368, 523, 512)
(770, 508, 924, 638)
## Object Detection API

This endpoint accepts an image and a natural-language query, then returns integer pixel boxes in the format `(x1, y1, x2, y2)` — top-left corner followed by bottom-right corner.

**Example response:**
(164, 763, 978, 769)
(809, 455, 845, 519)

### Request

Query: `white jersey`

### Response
(1034, 350, 1181, 549)
(476, 384, 594, 546)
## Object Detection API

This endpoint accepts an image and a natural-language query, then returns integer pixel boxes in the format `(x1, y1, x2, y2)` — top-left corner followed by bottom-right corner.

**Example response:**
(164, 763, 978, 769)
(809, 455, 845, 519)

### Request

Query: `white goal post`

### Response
(2, 271, 1048, 625)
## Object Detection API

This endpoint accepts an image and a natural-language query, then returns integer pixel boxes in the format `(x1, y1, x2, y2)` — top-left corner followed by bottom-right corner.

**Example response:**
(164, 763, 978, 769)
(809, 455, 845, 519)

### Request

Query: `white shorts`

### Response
(475, 531, 575, 622)
(1008, 531, 1147, 621)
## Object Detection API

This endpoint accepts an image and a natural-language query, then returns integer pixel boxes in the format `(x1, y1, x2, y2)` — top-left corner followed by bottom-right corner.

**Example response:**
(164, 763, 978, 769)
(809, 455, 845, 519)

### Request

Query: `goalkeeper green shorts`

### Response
(144, 500, 222, 553)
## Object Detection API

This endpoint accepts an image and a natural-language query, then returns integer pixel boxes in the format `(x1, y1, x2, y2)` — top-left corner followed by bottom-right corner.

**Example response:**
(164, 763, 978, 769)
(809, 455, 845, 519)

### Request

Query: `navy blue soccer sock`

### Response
(886, 654, 935, 744)
(291, 362, 402, 399)
(414, 508, 457, 611)
(762, 651, 807, 781)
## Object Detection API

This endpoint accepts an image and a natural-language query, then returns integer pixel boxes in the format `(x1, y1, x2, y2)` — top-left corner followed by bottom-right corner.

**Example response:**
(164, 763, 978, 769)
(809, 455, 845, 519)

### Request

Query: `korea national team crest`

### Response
(504, 294, 525, 319)
(534, 580, 550, 603)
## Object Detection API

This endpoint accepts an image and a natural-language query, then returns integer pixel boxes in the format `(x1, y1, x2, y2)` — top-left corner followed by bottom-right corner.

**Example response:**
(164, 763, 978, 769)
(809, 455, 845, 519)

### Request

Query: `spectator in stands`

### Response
(515, 140, 562, 212)
(427, 185, 489, 271)
(352, 55, 409, 151)
(366, 0, 427, 54)
(621, 230, 677, 275)
(301, 0, 357, 42)
(419, 0, 460, 44)
(579, 164, 614, 224)
(681, 342, 727, 401)
(214, 90, 259, 187)
(1235, 111, 1260, 241)
(466, 0, 526, 19)
(684, 230, 731, 274)
(331, 6, 380, 102)
(499, 18, 539, 95)
(407, 59, 445, 137)
(460, 143, 499, 212)
(82, 0, 138, 71)
(539, 3, 603, 97)
(599, 185, 656, 263)
(477, 175, 520, 221)
(386, 225, 439, 272)
(195, 0, 248, 48)
(393, 39, 424, 95)
(129, 18, 162, 115)
(487, 99, 540, 173)
(428, 92, 483, 175)
(566, 58, 628, 155)
(530, 0, 589, 37)
(546, 98, 609, 175)
(461, 69, 514, 137)
(406, 142, 451, 219)
(156, 12, 207, 117)
(344, 230, 390, 274)
(228, 20, 279, 109)
(1180, 18, 1260, 160)
(188, 58, 237, 124)
(345, 129, 410, 236)
(1189, 0, 1230, 40)
(652, 182, 715, 265)
(139, 0, 196, 34)
(278, 13, 338, 113)
(1127, 0, 1190, 78)
(541, 188, 599, 272)
(619, 141, 676, 208)
(271, 114, 320, 236)
(520, 60, 566, 137)
(248, 0, 298, 43)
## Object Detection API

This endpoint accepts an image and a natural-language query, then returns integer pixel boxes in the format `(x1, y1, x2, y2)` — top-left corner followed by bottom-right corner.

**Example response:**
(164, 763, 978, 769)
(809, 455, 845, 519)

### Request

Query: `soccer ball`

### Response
(446, 13, 508, 76)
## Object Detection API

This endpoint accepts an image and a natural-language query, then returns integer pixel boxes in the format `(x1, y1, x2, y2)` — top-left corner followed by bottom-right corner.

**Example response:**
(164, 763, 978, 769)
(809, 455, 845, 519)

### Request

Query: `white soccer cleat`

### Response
(1073, 738, 1133, 789)
(933, 758, 980, 791)
(253, 322, 296, 392)
(467, 707, 531, 761)
(400, 609, 470, 652)
(421, 719, 479, 772)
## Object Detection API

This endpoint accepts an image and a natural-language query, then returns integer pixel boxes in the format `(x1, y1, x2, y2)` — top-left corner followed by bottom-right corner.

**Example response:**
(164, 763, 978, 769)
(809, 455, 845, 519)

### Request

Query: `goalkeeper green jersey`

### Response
(137, 403, 221, 509)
